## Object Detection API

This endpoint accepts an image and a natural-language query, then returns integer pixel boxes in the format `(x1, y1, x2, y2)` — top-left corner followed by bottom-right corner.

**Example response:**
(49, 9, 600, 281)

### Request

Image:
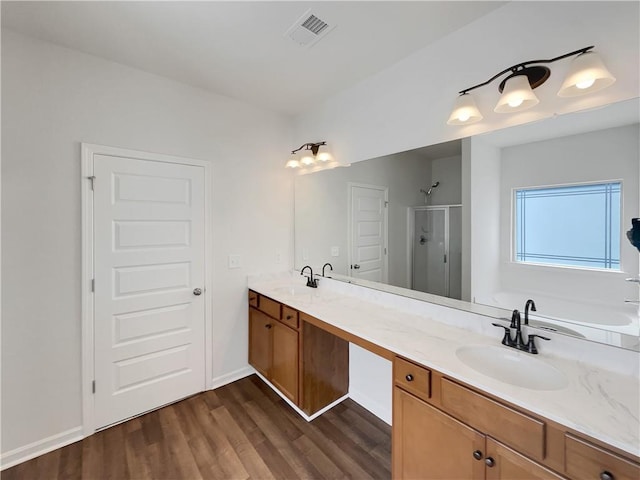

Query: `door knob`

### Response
(193, 288, 202, 296)
(352, 264, 361, 269)
(485, 457, 495, 468)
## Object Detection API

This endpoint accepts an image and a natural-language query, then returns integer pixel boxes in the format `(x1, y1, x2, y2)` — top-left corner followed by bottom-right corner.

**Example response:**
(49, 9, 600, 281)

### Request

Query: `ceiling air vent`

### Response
(301, 15, 328, 35)
(285, 10, 335, 48)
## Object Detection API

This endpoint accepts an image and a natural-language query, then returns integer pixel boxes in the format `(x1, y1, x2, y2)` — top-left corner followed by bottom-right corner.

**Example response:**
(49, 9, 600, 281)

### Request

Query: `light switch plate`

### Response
(331, 246, 340, 257)
(228, 254, 241, 269)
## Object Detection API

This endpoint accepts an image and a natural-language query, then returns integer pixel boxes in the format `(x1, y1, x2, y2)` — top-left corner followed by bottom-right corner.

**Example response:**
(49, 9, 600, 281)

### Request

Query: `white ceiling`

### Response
(1, 1, 506, 116)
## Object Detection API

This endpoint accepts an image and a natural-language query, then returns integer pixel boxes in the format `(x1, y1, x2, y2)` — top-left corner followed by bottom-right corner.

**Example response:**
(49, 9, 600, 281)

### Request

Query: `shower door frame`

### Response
(407, 204, 462, 296)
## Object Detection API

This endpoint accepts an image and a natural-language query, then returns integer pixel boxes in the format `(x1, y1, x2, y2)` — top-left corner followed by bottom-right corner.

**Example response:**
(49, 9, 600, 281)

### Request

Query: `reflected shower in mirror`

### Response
(294, 98, 640, 350)
(295, 139, 464, 300)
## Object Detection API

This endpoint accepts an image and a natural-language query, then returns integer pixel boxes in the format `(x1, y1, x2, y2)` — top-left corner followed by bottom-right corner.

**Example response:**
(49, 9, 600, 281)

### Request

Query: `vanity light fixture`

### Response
(447, 46, 616, 125)
(285, 141, 332, 168)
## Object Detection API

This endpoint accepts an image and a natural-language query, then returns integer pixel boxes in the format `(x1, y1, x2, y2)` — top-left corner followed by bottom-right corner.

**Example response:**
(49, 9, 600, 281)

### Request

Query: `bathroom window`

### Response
(514, 182, 621, 270)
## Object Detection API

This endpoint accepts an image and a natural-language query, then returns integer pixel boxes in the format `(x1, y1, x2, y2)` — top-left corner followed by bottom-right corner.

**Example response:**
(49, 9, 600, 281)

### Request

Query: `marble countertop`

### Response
(248, 274, 640, 458)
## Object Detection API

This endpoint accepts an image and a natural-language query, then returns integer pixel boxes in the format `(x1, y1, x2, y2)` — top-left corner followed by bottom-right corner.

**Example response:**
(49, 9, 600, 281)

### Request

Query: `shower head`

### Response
(420, 182, 441, 204)
(426, 181, 440, 196)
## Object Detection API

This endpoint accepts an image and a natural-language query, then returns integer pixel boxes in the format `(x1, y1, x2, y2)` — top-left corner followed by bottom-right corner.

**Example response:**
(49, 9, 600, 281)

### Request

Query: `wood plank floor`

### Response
(2, 375, 391, 479)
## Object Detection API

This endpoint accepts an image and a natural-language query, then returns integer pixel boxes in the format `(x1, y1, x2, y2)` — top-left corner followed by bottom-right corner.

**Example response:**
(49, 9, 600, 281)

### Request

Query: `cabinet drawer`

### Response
(248, 290, 258, 308)
(441, 378, 545, 461)
(259, 295, 281, 319)
(281, 305, 299, 329)
(565, 434, 640, 480)
(394, 357, 431, 401)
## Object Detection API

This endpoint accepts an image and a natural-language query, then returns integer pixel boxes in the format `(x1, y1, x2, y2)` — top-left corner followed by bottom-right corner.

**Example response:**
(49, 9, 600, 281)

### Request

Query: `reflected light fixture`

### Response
(447, 46, 616, 125)
(285, 141, 331, 168)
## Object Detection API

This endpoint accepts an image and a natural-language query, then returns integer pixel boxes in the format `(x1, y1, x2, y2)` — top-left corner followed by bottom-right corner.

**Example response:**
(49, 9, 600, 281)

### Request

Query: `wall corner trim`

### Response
(348, 388, 392, 426)
(210, 366, 255, 390)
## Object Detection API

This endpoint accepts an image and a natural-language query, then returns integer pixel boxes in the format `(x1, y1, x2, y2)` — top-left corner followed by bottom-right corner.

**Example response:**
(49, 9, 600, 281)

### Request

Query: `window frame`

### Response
(511, 179, 623, 272)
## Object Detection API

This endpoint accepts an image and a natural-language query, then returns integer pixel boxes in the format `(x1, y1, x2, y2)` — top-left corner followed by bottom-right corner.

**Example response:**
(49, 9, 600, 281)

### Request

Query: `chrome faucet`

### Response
(300, 265, 318, 288)
(524, 299, 536, 325)
(492, 309, 550, 354)
(322, 262, 333, 277)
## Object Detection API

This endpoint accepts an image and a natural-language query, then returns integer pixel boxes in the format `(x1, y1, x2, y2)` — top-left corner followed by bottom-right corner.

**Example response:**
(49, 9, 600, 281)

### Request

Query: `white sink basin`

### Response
(456, 345, 568, 391)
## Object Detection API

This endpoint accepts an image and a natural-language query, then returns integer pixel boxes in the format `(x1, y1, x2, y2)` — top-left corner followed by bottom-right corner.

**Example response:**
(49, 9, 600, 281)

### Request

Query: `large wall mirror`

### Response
(294, 98, 640, 351)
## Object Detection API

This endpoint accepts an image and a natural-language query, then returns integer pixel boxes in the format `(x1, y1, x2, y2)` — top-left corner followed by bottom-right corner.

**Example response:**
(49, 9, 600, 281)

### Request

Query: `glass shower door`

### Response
(413, 208, 447, 297)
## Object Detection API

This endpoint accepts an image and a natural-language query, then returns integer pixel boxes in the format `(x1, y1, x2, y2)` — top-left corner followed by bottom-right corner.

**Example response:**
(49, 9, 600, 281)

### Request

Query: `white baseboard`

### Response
(210, 365, 255, 390)
(1, 366, 255, 471)
(254, 371, 348, 422)
(349, 388, 392, 425)
(1, 426, 84, 471)
(3, 366, 369, 471)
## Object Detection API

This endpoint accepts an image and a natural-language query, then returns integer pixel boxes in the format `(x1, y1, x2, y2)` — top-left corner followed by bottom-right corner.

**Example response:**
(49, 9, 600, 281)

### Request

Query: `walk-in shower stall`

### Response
(409, 205, 462, 299)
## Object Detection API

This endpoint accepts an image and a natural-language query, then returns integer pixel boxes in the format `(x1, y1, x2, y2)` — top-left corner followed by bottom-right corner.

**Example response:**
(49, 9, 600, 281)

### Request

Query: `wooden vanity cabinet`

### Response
(485, 438, 565, 480)
(248, 307, 272, 379)
(393, 356, 640, 480)
(248, 292, 299, 404)
(270, 319, 299, 403)
(564, 434, 640, 480)
(248, 291, 348, 415)
(393, 387, 563, 480)
(248, 289, 639, 479)
(393, 386, 485, 479)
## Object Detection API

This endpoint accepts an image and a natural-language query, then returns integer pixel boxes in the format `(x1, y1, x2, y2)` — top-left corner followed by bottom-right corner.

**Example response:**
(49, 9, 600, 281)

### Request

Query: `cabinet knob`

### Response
(472, 450, 483, 460)
(405, 374, 414, 382)
(600, 471, 614, 480)
(485, 457, 495, 468)
(265, 324, 272, 329)
(286, 315, 293, 320)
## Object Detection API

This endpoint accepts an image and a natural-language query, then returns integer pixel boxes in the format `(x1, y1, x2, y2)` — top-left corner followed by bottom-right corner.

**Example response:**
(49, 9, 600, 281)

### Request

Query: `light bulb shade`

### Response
(494, 74, 539, 113)
(447, 93, 483, 125)
(300, 154, 315, 166)
(285, 157, 300, 168)
(558, 51, 616, 97)
(316, 144, 333, 162)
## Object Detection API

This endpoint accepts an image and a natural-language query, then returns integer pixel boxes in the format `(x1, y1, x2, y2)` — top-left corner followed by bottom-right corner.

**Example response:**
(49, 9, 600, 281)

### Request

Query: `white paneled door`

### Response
(349, 183, 388, 283)
(93, 154, 205, 429)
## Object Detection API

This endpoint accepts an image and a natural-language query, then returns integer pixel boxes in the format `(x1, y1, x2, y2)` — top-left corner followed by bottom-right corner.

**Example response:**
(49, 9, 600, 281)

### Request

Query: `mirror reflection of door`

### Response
(411, 206, 462, 299)
(349, 183, 388, 283)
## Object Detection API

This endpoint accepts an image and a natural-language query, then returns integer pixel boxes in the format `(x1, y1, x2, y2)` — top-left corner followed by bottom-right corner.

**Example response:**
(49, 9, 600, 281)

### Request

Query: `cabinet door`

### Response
(393, 387, 485, 480)
(249, 308, 272, 378)
(271, 321, 299, 404)
(565, 434, 640, 480)
(485, 438, 565, 480)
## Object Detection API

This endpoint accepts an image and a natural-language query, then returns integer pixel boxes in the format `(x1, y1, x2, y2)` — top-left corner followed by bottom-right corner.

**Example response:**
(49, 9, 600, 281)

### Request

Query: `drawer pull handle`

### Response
(485, 457, 495, 468)
(286, 315, 293, 320)
(405, 374, 414, 382)
(600, 472, 614, 480)
(265, 324, 272, 329)
(472, 450, 483, 460)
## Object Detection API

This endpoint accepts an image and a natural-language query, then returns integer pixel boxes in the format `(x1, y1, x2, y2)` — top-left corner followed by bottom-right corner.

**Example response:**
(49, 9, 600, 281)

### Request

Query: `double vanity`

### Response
(247, 273, 639, 480)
